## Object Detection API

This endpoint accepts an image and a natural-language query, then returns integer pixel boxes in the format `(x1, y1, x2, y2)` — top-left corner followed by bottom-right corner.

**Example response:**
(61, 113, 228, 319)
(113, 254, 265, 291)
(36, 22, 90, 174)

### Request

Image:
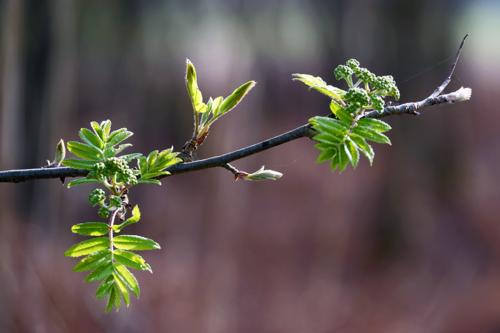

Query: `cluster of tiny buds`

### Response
(93, 157, 138, 186)
(333, 58, 400, 113)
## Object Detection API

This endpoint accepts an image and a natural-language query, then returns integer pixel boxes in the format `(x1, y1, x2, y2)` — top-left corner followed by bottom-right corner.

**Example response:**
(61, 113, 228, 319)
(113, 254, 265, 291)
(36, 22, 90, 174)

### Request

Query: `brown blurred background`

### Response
(1, 0, 500, 332)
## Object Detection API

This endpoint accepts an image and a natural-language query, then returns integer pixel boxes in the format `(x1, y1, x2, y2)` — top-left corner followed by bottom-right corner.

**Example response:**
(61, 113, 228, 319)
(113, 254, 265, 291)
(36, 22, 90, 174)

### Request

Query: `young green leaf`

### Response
(215, 81, 256, 118)
(85, 262, 114, 282)
(71, 222, 109, 236)
(113, 235, 161, 251)
(106, 285, 121, 312)
(96, 276, 114, 299)
(66, 178, 100, 188)
(350, 133, 374, 165)
(357, 118, 392, 133)
(64, 237, 110, 257)
(113, 272, 131, 306)
(62, 159, 96, 170)
(345, 138, 360, 167)
(113, 205, 141, 233)
(67, 141, 102, 161)
(114, 249, 152, 272)
(114, 264, 140, 297)
(185, 59, 206, 113)
(352, 126, 391, 145)
(107, 129, 133, 147)
(292, 73, 345, 102)
(79, 128, 104, 150)
(90, 121, 104, 141)
(73, 250, 111, 272)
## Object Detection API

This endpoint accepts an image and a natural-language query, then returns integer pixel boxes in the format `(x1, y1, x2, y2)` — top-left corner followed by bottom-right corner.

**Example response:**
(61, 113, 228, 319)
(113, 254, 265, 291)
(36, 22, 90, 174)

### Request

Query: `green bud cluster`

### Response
(89, 188, 106, 206)
(345, 88, 370, 108)
(93, 157, 138, 186)
(332, 58, 400, 114)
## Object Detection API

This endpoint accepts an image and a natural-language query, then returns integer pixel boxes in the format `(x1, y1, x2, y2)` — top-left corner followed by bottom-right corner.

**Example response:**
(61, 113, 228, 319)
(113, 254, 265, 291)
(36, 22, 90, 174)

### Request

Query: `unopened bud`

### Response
(243, 166, 283, 181)
(54, 139, 66, 166)
(449, 87, 472, 102)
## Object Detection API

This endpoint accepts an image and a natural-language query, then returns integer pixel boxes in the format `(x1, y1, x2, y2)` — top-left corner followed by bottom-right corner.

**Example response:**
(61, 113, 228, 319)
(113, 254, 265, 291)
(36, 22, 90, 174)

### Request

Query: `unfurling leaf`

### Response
(185, 59, 206, 113)
(113, 205, 141, 233)
(215, 81, 256, 118)
(54, 139, 66, 166)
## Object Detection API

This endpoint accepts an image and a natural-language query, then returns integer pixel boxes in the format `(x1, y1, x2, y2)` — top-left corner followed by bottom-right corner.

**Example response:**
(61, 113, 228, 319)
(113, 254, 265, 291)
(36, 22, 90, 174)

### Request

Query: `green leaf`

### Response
(138, 179, 162, 185)
(292, 73, 345, 102)
(73, 250, 111, 272)
(85, 262, 114, 282)
(79, 128, 104, 149)
(336, 143, 350, 172)
(113, 205, 141, 233)
(185, 59, 206, 113)
(113, 249, 152, 272)
(330, 101, 353, 123)
(350, 134, 374, 165)
(62, 159, 96, 170)
(113, 143, 133, 155)
(139, 149, 181, 183)
(215, 81, 256, 118)
(67, 141, 102, 161)
(352, 126, 391, 145)
(114, 264, 140, 297)
(113, 235, 161, 251)
(96, 276, 114, 299)
(66, 178, 100, 188)
(106, 284, 121, 312)
(345, 138, 360, 167)
(71, 222, 109, 236)
(64, 237, 110, 257)
(101, 120, 112, 141)
(313, 132, 342, 145)
(91, 121, 104, 140)
(357, 118, 392, 133)
(310, 116, 348, 136)
(315, 145, 336, 163)
(208, 96, 223, 119)
(107, 129, 133, 147)
(112, 272, 131, 306)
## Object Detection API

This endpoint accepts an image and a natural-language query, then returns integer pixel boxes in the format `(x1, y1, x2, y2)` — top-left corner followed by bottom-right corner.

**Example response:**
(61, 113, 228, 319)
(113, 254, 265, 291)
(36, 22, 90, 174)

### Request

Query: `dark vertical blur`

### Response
(1, 0, 499, 332)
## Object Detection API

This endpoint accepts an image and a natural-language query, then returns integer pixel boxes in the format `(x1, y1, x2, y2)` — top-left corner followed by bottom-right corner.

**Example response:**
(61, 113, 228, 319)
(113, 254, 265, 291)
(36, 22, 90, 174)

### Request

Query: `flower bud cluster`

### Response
(94, 157, 138, 186)
(333, 58, 400, 114)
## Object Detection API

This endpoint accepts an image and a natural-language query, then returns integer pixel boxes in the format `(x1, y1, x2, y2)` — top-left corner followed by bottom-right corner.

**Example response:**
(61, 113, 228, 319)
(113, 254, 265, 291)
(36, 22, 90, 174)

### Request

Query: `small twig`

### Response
(221, 163, 249, 180)
(430, 34, 468, 98)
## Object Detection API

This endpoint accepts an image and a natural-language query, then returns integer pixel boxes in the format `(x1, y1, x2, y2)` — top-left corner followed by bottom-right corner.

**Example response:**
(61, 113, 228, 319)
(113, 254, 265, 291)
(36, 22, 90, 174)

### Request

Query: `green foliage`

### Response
(295, 59, 399, 171)
(56, 58, 409, 312)
(185, 59, 255, 144)
(62, 120, 180, 311)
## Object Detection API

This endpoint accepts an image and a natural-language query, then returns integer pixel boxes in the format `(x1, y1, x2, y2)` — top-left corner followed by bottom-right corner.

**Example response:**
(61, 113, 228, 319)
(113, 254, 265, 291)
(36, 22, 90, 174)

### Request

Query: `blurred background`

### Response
(1, 0, 499, 332)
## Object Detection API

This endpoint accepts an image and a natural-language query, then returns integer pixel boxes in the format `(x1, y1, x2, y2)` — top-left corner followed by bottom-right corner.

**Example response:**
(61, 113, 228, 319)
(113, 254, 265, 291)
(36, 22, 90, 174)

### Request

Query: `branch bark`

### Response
(0, 37, 471, 183)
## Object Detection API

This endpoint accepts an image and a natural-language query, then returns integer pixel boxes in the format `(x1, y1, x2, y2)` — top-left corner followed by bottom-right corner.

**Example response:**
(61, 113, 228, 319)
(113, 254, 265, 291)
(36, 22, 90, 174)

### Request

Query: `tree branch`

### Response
(0, 86, 470, 183)
(0, 37, 471, 183)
